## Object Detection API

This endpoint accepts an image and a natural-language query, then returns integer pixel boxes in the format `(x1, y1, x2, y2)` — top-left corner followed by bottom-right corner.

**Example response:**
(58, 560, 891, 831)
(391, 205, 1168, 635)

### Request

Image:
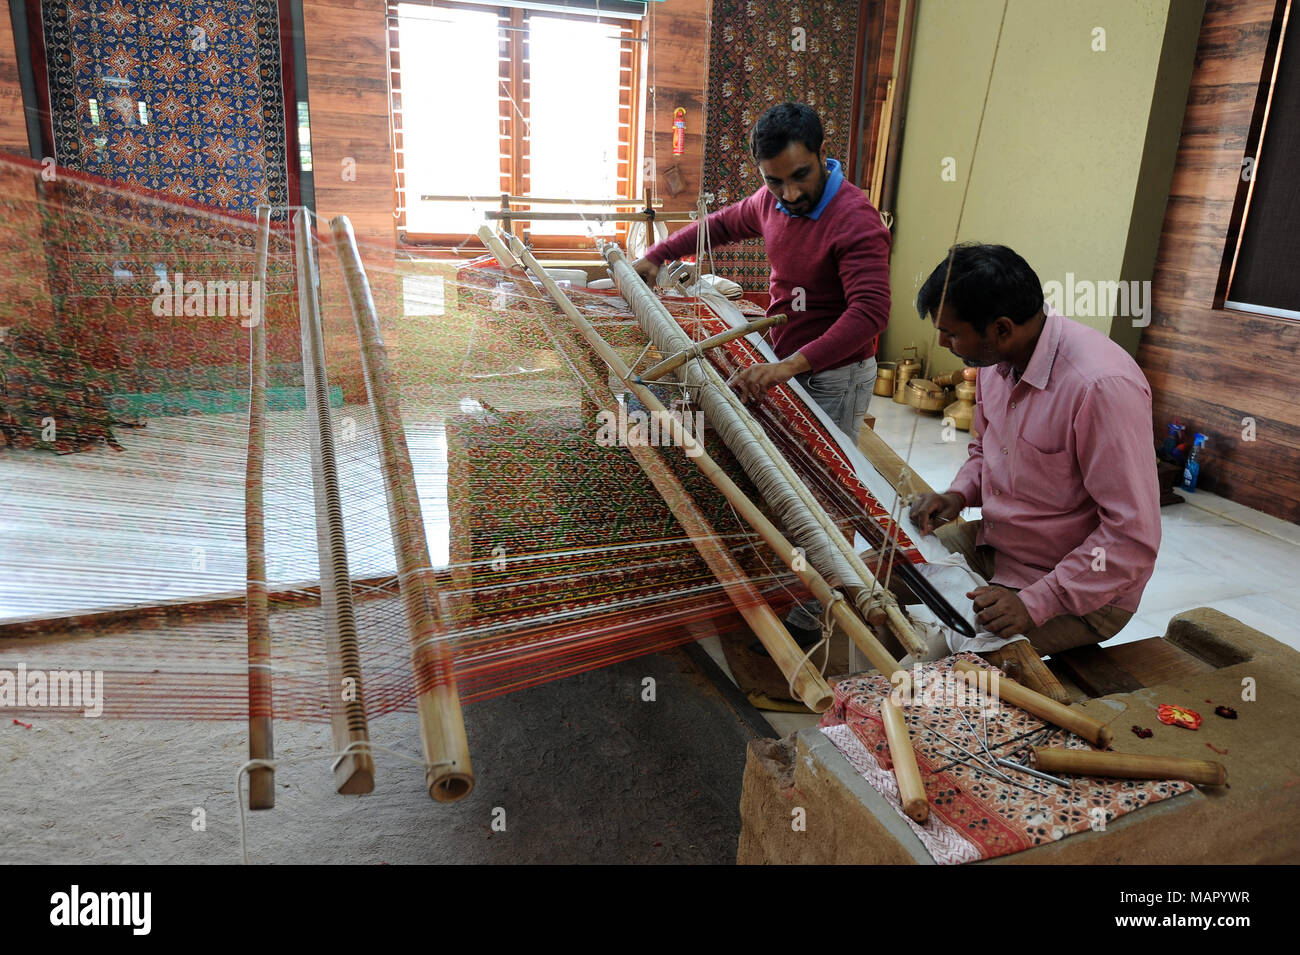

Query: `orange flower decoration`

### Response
(1157, 703, 1202, 730)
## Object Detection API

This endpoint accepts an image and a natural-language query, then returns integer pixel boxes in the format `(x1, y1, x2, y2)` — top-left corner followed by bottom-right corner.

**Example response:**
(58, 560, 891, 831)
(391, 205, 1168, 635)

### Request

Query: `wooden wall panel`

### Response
(643, 0, 708, 230)
(301, 0, 398, 403)
(302, 0, 396, 255)
(0, 5, 28, 153)
(1137, 0, 1299, 523)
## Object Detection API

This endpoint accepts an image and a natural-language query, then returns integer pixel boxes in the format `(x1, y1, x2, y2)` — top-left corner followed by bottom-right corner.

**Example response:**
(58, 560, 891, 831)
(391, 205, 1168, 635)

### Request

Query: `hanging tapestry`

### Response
(700, 0, 864, 291)
(38, 0, 290, 212)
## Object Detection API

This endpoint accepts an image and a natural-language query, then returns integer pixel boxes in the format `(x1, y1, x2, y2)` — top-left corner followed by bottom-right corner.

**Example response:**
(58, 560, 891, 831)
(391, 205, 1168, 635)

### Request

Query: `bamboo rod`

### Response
(478, 227, 833, 711)
(638, 315, 788, 383)
(869, 80, 894, 207)
(485, 210, 695, 223)
(421, 194, 651, 206)
(881, 699, 929, 822)
(856, 424, 933, 502)
(604, 244, 926, 659)
(330, 215, 473, 802)
(294, 211, 375, 795)
(954, 659, 1113, 749)
(508, 233, 910, 695)
(1030, 747, 1227, 786)
(246, 205, 274, 810)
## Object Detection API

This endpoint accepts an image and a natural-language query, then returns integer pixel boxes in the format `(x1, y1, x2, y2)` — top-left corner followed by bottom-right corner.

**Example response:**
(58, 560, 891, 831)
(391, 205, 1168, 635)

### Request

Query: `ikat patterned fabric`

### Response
(821, 655, 1195, 864)
(700, 0, 863, 291)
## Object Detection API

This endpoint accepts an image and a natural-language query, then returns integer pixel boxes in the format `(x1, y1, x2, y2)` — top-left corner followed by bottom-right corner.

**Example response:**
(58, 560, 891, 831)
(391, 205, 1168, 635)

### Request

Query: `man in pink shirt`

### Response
(910, 244, 1161, 654)
(633, 102, 890, 440)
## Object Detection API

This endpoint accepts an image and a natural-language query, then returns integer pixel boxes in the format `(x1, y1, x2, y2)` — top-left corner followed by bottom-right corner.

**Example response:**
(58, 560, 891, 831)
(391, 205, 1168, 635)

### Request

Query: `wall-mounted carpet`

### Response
(38, 0, 290, 212)
(700, 0, 865, 291)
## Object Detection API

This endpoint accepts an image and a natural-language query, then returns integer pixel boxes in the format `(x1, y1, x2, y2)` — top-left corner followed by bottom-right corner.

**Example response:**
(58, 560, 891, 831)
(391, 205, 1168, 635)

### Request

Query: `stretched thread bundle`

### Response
(604, 247, 915, 650)
(0, 149, 918, 721)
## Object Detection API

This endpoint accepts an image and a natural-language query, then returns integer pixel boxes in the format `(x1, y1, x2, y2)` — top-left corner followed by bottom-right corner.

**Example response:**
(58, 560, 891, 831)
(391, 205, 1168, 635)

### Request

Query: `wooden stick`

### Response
(637, 314, 788, 383)
(507, 233, 910, 695)
(881, 699, 929, 822)
(954, 659, 1113, 748)
(294, 211, 375, 795)
(856, 424, 932, 502)
(476, 230, 832, 711)
(484, 210, 695, 223)
(1030, 747, 1227, 786)
(869, 80, 894, 207)
(246, 206, 274, 810)
(421, 193, 650, 206)
(331, 216, 474, 802)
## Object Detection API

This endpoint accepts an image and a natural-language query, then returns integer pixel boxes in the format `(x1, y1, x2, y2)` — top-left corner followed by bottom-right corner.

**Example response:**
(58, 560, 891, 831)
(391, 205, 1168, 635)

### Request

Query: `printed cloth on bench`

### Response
(820, 654, 1194, 864)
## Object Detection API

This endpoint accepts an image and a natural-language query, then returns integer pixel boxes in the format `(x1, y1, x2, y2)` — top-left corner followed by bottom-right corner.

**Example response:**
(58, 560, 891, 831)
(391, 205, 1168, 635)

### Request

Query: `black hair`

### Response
(916, 243, 1045, 335)
(750, 102, 824, 160)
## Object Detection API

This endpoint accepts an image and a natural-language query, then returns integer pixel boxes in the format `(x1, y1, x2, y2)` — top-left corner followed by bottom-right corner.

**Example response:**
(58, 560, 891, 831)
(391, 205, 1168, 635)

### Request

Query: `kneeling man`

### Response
(910, 244, 1161, 653)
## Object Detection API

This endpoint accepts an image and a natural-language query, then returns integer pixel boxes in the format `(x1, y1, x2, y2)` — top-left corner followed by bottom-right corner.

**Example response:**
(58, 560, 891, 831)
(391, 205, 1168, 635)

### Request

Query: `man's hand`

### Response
(908, 491, 965, 536)
(967, 586, 1034, 639)
(632, 257, 660, 286)
(727, 353, 810, 403)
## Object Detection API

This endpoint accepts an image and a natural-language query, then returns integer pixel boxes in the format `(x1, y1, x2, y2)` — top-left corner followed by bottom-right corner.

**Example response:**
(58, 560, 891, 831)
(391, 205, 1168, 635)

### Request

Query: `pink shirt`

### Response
(946, 308, 1161, 627)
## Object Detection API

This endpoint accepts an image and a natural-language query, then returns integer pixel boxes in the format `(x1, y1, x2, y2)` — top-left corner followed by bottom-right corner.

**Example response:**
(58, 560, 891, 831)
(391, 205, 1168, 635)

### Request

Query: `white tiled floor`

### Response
(866, 398, 1300, 653)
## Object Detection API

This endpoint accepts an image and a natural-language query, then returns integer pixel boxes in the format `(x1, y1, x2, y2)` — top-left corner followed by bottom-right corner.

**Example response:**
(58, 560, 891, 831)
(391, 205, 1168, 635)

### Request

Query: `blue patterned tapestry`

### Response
(39, 0, 290, 211)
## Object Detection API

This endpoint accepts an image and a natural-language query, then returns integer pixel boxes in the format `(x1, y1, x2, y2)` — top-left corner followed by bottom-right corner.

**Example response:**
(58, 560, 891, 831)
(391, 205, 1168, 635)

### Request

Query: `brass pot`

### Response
(906, 378, 949, 414)
(892, 345, 922, 404)
(874, 361, 897, 397)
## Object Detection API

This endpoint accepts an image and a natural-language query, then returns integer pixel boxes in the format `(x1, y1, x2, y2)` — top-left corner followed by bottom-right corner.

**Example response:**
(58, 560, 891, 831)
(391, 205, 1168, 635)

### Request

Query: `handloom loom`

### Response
(2, 160, 1268, 866)
(0, 155, 978, 812)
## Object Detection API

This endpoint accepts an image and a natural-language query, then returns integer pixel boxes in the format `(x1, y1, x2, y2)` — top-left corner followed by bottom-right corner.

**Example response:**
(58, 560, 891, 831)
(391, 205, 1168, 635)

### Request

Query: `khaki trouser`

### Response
(934, 519, 1132, 654)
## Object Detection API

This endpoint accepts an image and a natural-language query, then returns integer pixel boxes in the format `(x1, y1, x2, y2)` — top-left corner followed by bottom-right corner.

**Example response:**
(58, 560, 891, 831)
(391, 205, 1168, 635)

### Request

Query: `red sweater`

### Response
(645, 181, 891, 372)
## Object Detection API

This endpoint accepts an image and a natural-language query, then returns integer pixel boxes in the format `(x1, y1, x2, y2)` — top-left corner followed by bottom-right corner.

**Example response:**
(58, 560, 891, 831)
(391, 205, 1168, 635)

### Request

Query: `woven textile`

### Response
(700, 0, 864, 291)
(39, 0, 289, 211)
(820, 655, 1195, 863)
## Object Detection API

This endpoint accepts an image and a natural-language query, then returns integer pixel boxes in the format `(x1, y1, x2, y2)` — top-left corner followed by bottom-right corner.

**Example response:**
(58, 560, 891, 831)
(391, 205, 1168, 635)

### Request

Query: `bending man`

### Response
(910, 244, 1161, 654)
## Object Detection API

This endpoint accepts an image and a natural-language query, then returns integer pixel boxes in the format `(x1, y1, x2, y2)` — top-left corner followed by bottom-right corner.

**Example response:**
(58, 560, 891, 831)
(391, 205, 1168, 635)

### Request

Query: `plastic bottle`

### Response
(1182, 433, 1208, 492)
(1158, 420, 1185, 463)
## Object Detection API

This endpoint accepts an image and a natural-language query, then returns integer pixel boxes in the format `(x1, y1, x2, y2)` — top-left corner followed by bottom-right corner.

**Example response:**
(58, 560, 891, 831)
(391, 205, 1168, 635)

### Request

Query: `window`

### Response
(388, 1, 645, 253)
(1220, 0, 1299, 320)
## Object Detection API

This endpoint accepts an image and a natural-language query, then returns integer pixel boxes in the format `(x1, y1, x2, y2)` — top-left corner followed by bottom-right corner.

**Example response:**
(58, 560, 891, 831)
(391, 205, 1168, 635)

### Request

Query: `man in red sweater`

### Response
(633, 102, 891, 439)
(635, 103, 891, 649)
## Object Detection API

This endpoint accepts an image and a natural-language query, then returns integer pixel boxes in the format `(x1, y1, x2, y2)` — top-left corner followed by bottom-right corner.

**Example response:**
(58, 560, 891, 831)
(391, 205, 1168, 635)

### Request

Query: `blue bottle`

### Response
(1182, 433, 1208, 491)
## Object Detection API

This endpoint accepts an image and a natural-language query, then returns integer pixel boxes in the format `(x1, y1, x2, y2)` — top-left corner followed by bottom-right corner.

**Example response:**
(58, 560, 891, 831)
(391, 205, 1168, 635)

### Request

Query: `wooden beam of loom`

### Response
(246, 205, 274, 810)
(476, 227, 833, 712)
(331, 216, 474, 802)
(602, 244, 925, 661)
(508, 235, 910, 696)
(294, 210, 375, 795)
(483, 210, 696, 223)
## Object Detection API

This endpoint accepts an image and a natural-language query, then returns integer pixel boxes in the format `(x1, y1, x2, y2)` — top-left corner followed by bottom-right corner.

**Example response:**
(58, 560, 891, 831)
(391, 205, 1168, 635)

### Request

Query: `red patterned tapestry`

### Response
(701, 0, 865, 291)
